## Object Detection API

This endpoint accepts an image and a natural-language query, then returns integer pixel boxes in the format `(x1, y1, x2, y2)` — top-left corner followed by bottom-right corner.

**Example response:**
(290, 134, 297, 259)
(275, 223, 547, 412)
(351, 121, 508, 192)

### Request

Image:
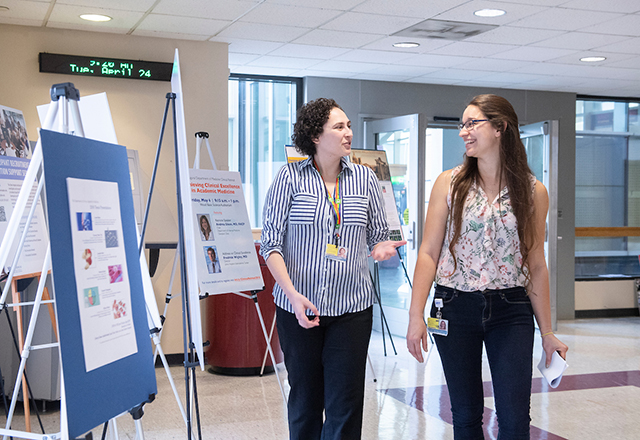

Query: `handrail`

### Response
(575, 227, 640, 237)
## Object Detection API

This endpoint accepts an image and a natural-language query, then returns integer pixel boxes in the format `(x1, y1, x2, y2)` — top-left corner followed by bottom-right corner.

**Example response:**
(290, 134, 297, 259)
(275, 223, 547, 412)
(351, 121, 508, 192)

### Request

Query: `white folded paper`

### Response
(537, 350, 568, 388)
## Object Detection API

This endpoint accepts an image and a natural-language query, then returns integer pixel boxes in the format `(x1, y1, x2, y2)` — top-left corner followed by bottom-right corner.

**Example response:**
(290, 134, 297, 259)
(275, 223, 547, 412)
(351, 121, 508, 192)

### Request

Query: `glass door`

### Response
(521, 120, 559, 329)
(364, 114, 426, 336)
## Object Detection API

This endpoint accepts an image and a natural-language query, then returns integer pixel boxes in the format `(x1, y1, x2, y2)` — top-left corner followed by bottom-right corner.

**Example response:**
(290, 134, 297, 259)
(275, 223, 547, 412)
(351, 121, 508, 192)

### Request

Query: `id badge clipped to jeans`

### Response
(427, 298, 448, 336)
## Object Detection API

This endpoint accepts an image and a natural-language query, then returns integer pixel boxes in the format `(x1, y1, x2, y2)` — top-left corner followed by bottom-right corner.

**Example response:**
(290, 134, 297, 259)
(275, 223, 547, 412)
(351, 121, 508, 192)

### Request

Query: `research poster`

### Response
(350, 149, 404, 242)
(0, 104, 48, 276)
(66, 177, 137, 372)
(189, 169, 263, 294)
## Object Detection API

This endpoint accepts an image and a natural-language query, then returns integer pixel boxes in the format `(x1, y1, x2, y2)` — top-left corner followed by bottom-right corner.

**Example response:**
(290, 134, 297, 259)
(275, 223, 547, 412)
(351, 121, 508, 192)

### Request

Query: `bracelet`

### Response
(541, 331, 554, 337)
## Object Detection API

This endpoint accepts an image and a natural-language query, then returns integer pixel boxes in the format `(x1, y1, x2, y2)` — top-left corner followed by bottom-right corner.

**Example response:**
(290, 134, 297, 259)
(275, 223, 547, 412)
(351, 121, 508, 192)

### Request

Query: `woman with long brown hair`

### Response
(407, 94, 567, 439)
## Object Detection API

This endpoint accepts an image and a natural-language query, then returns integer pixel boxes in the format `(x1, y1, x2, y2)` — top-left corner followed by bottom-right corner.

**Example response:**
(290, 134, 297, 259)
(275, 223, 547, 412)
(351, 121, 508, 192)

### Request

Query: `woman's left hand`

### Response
(370, 240, 407, 261)
(542, 333, 569, 368)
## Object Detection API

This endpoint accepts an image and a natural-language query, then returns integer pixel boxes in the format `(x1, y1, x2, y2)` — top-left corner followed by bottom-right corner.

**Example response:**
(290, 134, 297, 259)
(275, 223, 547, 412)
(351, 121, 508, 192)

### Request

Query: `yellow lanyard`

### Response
(314, 160, 342, 239)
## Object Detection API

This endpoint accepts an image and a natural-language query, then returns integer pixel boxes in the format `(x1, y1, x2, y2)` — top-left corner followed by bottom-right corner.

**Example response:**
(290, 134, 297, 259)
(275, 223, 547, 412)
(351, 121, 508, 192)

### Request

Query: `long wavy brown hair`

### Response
(449, 94, 537, 288)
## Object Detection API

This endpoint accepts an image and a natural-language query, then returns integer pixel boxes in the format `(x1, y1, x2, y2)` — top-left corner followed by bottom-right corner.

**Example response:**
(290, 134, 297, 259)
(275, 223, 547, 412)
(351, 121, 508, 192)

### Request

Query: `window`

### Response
(575, 98, 640, 278)
(228, 74, 302, 227)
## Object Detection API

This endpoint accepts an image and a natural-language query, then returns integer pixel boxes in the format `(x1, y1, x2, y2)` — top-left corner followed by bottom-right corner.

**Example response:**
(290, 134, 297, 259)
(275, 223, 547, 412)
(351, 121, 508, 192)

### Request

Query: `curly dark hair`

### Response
(292, 98, 343, 156)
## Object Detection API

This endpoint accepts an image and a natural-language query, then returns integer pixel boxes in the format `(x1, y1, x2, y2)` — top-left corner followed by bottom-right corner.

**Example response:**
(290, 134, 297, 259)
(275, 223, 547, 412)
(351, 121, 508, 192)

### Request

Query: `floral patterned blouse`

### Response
(435, 166, 535, 291)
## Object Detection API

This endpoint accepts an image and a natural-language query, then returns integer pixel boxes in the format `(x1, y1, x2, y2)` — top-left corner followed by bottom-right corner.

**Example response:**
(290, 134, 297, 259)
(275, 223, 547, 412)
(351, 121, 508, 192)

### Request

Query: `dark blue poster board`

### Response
(40, 129, 156, 437)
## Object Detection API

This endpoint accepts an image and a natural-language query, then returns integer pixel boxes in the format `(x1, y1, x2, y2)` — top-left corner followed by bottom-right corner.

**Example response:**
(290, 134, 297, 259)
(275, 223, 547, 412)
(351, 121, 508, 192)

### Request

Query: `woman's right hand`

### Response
(289, 292, 320, 329)
(407, 316, 429, 362)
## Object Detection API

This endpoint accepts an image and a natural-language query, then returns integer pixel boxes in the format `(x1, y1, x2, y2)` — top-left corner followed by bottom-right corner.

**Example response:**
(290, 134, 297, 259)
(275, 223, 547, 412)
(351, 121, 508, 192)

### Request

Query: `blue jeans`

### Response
(276, 306, 373, 440)
(432, 285, 534, 440)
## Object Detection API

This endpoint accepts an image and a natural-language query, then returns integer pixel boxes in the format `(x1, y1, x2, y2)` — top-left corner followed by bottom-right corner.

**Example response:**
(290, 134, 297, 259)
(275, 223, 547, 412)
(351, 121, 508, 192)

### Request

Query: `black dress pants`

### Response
(276, 305, 373, 440)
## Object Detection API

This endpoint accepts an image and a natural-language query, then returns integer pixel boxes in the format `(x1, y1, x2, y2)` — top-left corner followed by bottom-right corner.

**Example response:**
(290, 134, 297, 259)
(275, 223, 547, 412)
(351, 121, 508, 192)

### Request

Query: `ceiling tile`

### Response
(433, 0, 549, 26)
(47, 3, 144, 30)
(583, 14, 640, 37)
(532, 32, 630, 51)
(246, 55, 321, 69)
(321, 12, 422, 35)
(0, 0, 49, 25)
(605, 56, 640, 70)
(213, 38, 285, 55)
(429, 41, 519, 58)
(399, 53, 469, 68)
(455, 58, 535, 72)
(240, 3, 342, 27)
(228, 52, 261, 65)
(217, 22, 310, 42)
(350, 73, 414, 82)
(594, 37, 640, 55)
(419, 68, 493, 81)
(131, 29, 210, 41)
(465, 25, 565, 45)
(360, 36, 453, 53)
(268, 0, 363, 10)
(352, 0, 469, 20)
(268, 43, 351, 59)
(560, 0, 640, 14)
(545, 51, 636, 66)
(362, 64, 439, 77)
(138, 14, 230, 36)
(489, 46, 577, 62)
(511, 7, 622, 31)
(151, 0, 258, 20)
(333, 49, 415, 64)
(230, 65, 299, 76)
(309, 59, 386, 73)
(293, 29, 381, 48)
(57, 0, 157, 12)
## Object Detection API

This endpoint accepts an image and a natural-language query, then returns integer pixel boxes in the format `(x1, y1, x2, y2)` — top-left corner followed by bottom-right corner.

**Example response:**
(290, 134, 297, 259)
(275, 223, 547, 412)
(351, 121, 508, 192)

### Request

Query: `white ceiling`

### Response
(3, 0, 640, 97)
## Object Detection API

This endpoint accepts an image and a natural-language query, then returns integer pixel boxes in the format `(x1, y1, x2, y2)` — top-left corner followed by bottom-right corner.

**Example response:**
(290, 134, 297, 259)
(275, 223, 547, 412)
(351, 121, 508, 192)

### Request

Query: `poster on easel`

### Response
(40, 129, 156, 438)
(0, 104, 49, 276)
(190, 168, 263, 294)
(66, 178, 138, 372)
(350, 149, 404, 242)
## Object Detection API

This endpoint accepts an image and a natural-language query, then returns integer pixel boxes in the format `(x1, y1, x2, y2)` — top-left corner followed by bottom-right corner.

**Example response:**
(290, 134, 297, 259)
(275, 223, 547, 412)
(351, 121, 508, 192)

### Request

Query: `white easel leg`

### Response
(252, 300, 287, 404)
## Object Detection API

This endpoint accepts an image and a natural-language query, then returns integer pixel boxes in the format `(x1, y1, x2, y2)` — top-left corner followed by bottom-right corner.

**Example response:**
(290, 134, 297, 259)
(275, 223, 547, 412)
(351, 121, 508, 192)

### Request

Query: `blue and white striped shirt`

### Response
(260, 156, 389, 316)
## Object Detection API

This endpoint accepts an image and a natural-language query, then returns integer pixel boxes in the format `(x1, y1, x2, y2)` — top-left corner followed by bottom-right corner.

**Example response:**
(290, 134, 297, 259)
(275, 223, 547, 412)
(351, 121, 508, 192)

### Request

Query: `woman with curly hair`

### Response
(407, 94, 568, 439)
(261, 98, 405, 440)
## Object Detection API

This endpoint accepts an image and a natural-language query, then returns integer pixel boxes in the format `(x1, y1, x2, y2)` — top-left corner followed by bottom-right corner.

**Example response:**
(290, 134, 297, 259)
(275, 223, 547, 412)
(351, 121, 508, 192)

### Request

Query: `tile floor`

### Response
(2, 317, 639, 439)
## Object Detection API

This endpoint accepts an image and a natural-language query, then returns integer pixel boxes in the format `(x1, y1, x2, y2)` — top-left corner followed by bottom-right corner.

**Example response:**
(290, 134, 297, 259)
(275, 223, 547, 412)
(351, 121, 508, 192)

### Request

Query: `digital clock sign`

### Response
(39, 53, 173, 81)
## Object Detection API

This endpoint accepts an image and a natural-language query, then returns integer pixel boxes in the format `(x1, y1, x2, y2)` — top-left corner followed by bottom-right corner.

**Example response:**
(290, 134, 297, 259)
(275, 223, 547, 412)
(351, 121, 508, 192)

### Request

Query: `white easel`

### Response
(0, 83, 83, 440)
(0, 83, 156, 440)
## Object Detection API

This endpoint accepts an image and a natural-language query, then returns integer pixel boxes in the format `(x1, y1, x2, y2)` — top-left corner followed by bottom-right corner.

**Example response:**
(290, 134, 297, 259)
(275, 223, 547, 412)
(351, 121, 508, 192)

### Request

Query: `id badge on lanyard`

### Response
(427, 298, 449, 336)
(319, 164, 348, 263)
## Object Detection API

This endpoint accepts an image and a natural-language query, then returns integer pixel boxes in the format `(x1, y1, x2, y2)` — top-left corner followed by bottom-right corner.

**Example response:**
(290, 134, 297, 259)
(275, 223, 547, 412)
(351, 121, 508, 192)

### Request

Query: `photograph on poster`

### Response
(76, 212, 93, 231)
(204, 246, 221, 274)
(197, 213, 214, 241)
(0, 105, 31, 159)
(350, 149, 391, 181)
(84, 287, 100, 307)
(109, 264, 123, 283)
(112, 299, 127, 319)
(82, 248, 92, 269)
(105, 229, 118, 248)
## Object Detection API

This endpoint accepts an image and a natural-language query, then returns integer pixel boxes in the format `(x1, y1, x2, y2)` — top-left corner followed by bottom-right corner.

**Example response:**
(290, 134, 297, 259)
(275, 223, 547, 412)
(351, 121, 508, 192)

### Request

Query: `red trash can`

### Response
(205, 243, 283, 375)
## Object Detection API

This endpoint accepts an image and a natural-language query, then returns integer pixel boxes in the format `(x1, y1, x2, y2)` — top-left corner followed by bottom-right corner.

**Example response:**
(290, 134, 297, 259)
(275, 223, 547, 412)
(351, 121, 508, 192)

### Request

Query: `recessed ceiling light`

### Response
(474, 9, 506, 17)
(0, 6, 10, 12)
(580, 56, 606, 62)
(393, 42, 420, 48)
(80, 13, 112, 22)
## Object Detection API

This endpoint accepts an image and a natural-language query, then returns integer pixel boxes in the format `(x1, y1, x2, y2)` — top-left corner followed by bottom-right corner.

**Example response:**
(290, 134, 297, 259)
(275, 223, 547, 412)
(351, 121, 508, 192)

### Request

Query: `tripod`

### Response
(0, 83, 153, 440)
(138, 91, 203, 440)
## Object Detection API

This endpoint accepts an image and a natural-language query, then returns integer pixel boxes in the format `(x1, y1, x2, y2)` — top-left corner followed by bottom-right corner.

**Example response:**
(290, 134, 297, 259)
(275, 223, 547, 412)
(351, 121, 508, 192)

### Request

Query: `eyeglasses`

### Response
(458, 119, 488, 131)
